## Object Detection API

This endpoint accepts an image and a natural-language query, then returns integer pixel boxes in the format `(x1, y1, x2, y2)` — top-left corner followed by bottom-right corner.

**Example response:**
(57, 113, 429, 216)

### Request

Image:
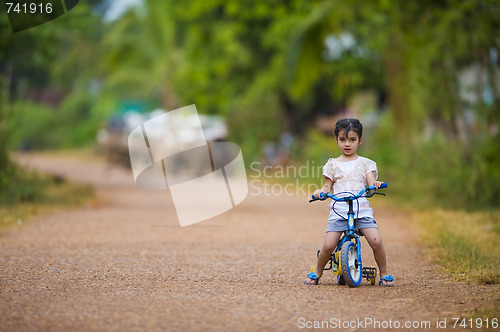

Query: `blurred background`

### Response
(1, 0, 499, 210)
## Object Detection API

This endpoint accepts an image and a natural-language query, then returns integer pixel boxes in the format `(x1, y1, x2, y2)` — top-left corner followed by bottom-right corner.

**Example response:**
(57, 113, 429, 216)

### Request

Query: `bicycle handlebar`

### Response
(309, 182, 388, 203)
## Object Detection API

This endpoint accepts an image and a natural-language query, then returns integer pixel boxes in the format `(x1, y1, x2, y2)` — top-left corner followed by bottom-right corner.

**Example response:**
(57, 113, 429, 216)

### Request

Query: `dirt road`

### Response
(1, 153, 498, 331)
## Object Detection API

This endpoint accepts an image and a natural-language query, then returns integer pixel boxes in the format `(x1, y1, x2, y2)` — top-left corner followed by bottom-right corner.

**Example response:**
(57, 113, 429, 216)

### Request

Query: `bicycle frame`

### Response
(339, 198, 362, 269)
(320, 196, 363, 277)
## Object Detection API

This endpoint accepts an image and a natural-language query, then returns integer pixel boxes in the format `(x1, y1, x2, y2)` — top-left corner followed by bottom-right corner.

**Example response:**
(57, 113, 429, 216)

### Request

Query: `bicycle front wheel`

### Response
(341, 241, 362, 287)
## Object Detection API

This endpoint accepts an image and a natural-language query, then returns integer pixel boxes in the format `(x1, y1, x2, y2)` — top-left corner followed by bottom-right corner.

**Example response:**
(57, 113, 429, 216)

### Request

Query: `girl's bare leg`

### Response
(304, 231, 342, 284)
(360, 227, 393, 285)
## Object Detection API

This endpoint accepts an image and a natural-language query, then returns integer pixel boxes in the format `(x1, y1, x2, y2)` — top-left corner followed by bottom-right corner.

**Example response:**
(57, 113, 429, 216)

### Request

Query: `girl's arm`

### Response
(313, 177, 333, 198)
(366, 171, 384, 189)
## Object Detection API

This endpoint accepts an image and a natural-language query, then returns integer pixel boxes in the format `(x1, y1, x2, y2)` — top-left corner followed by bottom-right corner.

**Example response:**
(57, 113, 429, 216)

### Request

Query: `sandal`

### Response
(304, 272, 319, 285)
(379, 275, 395, 286)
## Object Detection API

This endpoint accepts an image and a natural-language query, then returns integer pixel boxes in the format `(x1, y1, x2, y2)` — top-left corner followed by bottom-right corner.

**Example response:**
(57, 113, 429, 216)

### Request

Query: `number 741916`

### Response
(452, 317, 498, 329)
(5, 2, 53, 14)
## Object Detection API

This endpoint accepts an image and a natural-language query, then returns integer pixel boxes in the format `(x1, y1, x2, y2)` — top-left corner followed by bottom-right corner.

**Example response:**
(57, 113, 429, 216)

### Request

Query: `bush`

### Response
(9, 100, 59, 149)
(365, 112, 500, 210)
(10, 92, 106, 150)
(0, 165, 45, 205)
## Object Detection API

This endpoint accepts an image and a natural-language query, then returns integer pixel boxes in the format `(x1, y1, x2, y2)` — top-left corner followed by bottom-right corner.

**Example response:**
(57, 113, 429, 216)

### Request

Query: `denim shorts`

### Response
(326, 217, 378, 232)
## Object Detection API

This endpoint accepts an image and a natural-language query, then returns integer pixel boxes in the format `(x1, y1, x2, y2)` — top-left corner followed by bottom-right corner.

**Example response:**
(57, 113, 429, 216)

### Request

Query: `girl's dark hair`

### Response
(334, 118, 363, 139)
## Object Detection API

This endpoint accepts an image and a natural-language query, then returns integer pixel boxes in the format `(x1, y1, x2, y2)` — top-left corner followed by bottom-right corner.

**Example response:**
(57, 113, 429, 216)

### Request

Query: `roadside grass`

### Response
(460, 306, 500, 329)
(0, 169, 94, 231)
(416, 209, 500, 284)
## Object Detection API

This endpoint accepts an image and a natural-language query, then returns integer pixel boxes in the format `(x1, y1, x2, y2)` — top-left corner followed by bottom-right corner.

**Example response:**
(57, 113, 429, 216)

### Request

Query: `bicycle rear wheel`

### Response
(341, 241, 362, 287)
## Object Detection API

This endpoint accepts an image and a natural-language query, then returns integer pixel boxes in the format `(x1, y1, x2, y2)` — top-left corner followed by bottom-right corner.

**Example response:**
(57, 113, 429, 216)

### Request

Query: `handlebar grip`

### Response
(309, 192, 328, 203)
(367, 182, 388, 191)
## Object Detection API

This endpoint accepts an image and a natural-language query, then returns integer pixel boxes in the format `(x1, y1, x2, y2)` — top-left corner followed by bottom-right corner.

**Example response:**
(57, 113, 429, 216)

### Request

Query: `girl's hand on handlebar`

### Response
(313, 189, 325, 198)
(372, 181, 384, 189)
(313, 178, 333, 198)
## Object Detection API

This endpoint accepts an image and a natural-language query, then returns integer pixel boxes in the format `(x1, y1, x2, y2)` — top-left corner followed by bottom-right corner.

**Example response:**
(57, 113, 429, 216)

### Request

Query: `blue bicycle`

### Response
(309, 183, 388, 287)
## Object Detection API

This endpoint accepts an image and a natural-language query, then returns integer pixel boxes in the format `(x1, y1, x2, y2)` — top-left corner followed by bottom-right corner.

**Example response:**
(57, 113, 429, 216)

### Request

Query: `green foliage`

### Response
(9, 100, 58, 149)
(301, 129, 335, 167)
(10, 92, 110, 150)
(169, 0, 325, 129)
(371, 114, 500, 210)
(0, 166, 44, 205)
(100, 1, 180, 109)
(57, 92, 103, 148)
(0, 77, 14, 194)
(1, 1, 105, 149)
(227, 78, 285, 162)
(288, 1, 384, 102)
(290, 0, 500, 141)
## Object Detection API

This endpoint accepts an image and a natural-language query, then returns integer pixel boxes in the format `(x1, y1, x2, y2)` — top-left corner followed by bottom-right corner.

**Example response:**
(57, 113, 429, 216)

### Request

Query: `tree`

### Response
(0, 9, 62, 189)
(0, 1, 104, 193)
(170, 0, 331, 139)
(288, 0, 500, 144)
(100, 0, 181, 110)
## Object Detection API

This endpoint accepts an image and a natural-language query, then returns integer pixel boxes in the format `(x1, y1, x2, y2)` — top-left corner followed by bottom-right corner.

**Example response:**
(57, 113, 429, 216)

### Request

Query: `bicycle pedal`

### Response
(362, 267, 377, 278)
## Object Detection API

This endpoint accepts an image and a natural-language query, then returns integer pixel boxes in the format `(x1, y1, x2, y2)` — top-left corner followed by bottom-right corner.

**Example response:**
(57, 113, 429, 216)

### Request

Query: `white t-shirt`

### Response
(322, 156, 378, 220)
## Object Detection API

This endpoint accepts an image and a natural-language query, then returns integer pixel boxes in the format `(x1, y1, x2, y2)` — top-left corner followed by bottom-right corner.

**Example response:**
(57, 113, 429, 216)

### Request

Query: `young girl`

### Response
(303, 118, 394, 286)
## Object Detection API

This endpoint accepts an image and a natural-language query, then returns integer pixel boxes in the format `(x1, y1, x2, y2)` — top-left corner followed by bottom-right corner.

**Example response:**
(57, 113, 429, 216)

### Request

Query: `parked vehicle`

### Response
(97, 109, 228, 167)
